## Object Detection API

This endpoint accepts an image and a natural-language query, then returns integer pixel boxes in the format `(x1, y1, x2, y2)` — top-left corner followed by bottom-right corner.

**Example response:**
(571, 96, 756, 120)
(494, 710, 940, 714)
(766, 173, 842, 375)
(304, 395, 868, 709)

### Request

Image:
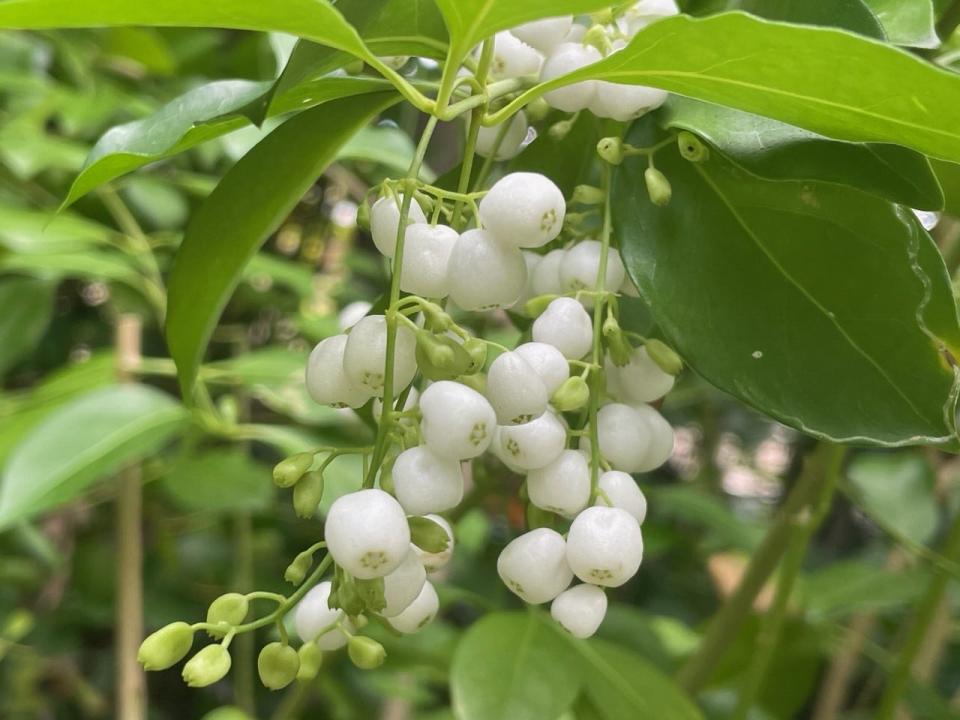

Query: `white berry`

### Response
(447, 229, 528, 310)
(381, 547, 428, 617)
(515, 251, 543, 308)
(532, 297, 593, 359)
(595, 403, 651, 473)
(476, 111, 529, 161)
(479, 172, 565, 249)
(541, 43, 602, 112)
(324, 489, 410, 579)
(387, 580, 439, 634)
(392, 446, 464, 515)
(590, 81, 668, 121)
(486, 350, 549, 425)
(489, 31, 543, 80)
(616, 345, 675, 403)
(337, 300, 371, 331)
(530, 248, 566, 297)
(398, 222, 458, 298)
(411, 514, 455, 572)
(494, 410, 567, 470)
(551, 584, 608, 639)
(370, 193, 427, 258)
(633, 403, 674, 472)
(420, 380, 497, 459)
(566, 506, 643, 587)
(497, 528, 573, 604)
(510, 17, 573, 53)
(514, 341, 570, 395)
(596, 470, 647, 524)
(305, 335, 372, 409)
(527, 449, 591, 518)
(294, 581, 356, 650)
(343, 315, 417, 397)
(559, 240, 626, 296)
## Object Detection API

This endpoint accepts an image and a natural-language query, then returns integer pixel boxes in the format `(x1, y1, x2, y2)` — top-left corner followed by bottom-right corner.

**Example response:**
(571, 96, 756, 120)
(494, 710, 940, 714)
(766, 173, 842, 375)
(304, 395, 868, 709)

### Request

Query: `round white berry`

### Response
(411, 514, 455, 572)
(486, 350, 549, 425)
(596, 470, 647, 524)
(337, 300, 372, 331)
(398, 222, 458, 298)
(550, 583, 608, 639)
(510, 17, 573, 53)
(616, 345, 675, 403)
(387, 580, 439, 634)
(494, 410, 567, 470)
(447, 229, 528, 311)
(633, 403, 674, 472)
(514, 341, 570, 395)
(370, 193, 427, 258)
(541, 43, 602, 112)
(515, 251, 543, 308)
(595, 403, 651, 473)
(566, 506, 643, 587)
(306, 335, 372, 409)
(294, 581, 356, 650)
(530, 248, 566, 297)
(620, 0, 679, 35)
(603, 356, 626, 402)
(590, 81, 668, 121)
(478, 172, 565, 249)
(489, 31, 543, 80)
(342, 315, 417, 397)
(381, 547, 428, 617)
(420, 380, 497, 459)
(392, 446, 464, 515)
(532, 297, 593, 359)
(559, 240, 626, 296)
(497, 528, 573, 604)
(324, 489, 411, 579)
(476, 111, 529, 161)
(527, 449, 591, 518)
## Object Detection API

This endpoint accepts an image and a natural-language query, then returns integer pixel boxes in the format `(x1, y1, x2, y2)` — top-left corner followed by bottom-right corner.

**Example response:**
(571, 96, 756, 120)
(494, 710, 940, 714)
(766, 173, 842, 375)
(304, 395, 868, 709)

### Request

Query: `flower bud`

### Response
(571, 184, 606, 206)
(678, 131, 710, 162)
(597, 137, 624, 165)
(293, 471, 325, 519)
(463, 337, 488, 374)
(347, 636, 387, 670)
(551, 376, 590, 412)
(285, 551, 313, 585)
(602, 316, 633, 367)
(138, 622, 195, 671)
(356, 196, 371, 230)
(548, 118, 575, 141)
(415, 332, 472, 381)
(644, 167, 672, 207)
(526, 97, 551, 122)
(258, 642, 300, 690)
(182, 644, 232, 687)
(273, 452, 314, 488)
(645, 339, 683, 376)
(206, 593, 249, 634)
(297, 642, 324, 680)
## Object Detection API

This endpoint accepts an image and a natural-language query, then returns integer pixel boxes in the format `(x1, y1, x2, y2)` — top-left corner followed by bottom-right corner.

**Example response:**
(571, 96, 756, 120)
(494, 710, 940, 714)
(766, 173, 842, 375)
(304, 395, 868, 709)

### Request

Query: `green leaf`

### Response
(863, 0, 940, 48)
(931, 158, 960, 216)
(0, 276, 54, 376)
(162, 449, 273, 513)
(804, 559, 928, 619)
(659, 97, 944, 210)
(536, 12, 960, 163)
(613, 121, 960, 446)
(508, 111, 602, 197)
(0, 384, 186, 528)
(735, 0, 885, 38)
(165, 92, 396, 400)
(847, 452, 939, 544)
(649, 485, 764, 552)
(338, 125, 431, 179)
(450, 611, 582, 720)
(0, 205, 112, 253)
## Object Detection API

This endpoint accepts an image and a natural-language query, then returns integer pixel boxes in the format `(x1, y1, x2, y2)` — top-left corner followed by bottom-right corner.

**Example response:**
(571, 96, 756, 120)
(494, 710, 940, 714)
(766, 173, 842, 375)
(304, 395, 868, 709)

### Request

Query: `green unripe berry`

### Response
(258, 642, 300, 690)
(551, 376, 590, 412)
(347, 636, 386, 670)
(273, 452, 314, 488)
(645, 339, 683, 376)
(597, 137, 624, 165)
(297, 642, 324, 681)
(138, 621, 195, 671)
(526, 97, 550, 122)
(285, 551, 313, 585)
(644, 167, 672, 207)
(206, 593, 249, 635)
(182, 644, 232, 687)
(462, 337, 488, 374)
(293, 471, 325, 519)
(677, 131, 710, 162)
(571, 184, 606, 206)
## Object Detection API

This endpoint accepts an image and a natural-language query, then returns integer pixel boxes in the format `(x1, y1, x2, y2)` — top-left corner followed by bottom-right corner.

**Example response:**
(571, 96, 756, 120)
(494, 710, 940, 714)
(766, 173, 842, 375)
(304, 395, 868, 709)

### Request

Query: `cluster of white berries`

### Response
(296, 166, 680, 643)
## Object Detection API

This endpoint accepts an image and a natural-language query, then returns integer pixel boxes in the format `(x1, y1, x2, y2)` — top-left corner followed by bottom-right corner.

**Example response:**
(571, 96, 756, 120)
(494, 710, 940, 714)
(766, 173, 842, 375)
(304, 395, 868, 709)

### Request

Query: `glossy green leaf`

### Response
(0, 384, 186, 528)
(659, 97, 944, 210)
(734, 0, 885, 38)
(162, 449, 273, 512)
(450, 611, 582, 720)
(338, 125, 432, 179)
(166, 92, 396, 400)
(613, 121, 960, 446)
(931, 158, 960, 216)
(863, 0, 940, 48)
(804, 559, 928, 618)
(0, 276, 54, 376)
(534, 12, 960, 163)
(847, 452, 939, 544)
(0, 205, 112, 253)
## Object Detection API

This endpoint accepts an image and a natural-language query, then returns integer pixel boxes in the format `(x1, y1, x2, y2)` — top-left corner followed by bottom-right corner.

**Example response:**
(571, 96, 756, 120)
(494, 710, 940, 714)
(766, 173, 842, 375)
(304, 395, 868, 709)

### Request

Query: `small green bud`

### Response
(355, 577, 386, 613)
(603, 317, 633, 367)
(524, 293, 559, 318)
(293, 470, 325, 519)
(218, 395, 239, 426)
(258, 642, 300, 690)
(182, 644, 232, 687)
(645, 339, 683, 376)
(416, 332, 473, 381)
(417, 300, 452, 331)
(571, 185, 606, 206)
(357, 197, 371, 230)
(329, 569, 364, 617)
(206, 593, 249, 636)
(677, 131, 710, 162)
(285, 551, 313, 585)
(551, 376, 590, 412)
(597, 137, 624, 165)
(297, 642, 324, 680)
(526, 97, 550, 122)
(138, 622, 195, 671)
(526, 503, 556, 530)
(408, 516, 450, 554)
(348, 636, 386, 670)
(549, 118, 575, 141)
(644, 167, 672, 207)
(273, 452, 314, 488)
(462, 337, 488, 374)
(344, 59, 365, 75)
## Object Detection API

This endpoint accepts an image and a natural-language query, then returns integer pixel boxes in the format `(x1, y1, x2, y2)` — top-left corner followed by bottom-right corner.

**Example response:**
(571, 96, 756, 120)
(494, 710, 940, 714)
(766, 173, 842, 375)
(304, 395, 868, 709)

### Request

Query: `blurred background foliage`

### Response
(1, 15, 960, 720)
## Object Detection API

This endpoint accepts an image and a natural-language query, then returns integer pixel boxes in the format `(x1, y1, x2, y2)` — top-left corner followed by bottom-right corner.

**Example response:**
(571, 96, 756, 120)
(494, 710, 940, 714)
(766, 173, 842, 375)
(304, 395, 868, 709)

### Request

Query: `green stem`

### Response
(452, 38, 493, 227)
(876, 507, 960, 718)
(677, 443, 839, 692)
(232, 511, 255, 715)
(731, 444, 843, 720)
